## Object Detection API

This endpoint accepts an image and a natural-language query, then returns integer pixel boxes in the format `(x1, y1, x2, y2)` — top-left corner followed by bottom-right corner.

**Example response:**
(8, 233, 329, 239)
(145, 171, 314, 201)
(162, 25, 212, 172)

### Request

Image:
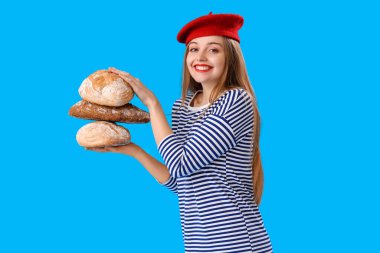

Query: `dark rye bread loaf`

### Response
(69, 100, 150, 123)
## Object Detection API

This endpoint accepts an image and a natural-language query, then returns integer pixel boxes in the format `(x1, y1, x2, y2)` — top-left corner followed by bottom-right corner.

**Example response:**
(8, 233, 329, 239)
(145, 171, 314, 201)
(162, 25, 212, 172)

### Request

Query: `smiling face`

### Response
(186, 36, 226, 88)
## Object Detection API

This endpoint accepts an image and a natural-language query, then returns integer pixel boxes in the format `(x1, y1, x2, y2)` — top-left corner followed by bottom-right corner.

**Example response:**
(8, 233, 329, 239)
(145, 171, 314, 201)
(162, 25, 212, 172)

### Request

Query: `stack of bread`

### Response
(68, 70, 150, 148)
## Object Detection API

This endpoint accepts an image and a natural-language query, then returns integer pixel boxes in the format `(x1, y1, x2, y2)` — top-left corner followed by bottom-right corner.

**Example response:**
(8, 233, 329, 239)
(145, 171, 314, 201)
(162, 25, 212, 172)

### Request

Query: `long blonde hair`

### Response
(174, 37, 264, 206)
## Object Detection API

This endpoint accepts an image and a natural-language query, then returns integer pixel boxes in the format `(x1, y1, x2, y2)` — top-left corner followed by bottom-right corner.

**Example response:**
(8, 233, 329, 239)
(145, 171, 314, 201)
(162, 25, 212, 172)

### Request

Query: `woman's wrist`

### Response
(131, 144, 144, 159)
(147, 97, 160, 110)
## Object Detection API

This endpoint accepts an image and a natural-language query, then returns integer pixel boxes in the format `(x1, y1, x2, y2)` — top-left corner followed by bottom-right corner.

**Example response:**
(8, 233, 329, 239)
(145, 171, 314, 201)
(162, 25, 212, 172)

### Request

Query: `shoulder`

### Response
(212, 88, 252, 116)
(217, 88, 250, 103)
(227, 88, 252, 105)
(172, 90, 197, 110)
(171, 96, 189, 113)
(227, 87, 251, 99)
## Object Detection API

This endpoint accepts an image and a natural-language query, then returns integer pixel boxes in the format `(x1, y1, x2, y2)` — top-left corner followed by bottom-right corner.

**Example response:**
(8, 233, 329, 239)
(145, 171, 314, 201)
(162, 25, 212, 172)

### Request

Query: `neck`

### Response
(199, 82, 217, 104)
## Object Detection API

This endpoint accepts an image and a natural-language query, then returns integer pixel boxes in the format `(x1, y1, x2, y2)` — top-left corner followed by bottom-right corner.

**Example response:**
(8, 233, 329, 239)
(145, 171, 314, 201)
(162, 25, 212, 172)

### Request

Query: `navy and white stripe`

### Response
(157, 88, 273, 253)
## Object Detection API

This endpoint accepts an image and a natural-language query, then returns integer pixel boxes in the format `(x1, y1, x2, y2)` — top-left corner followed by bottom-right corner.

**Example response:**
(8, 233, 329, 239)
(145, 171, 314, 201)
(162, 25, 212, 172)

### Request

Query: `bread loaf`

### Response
(78, 70, 134, 106)
(76, 121, 131, 148)
(69, 100, 150, 123)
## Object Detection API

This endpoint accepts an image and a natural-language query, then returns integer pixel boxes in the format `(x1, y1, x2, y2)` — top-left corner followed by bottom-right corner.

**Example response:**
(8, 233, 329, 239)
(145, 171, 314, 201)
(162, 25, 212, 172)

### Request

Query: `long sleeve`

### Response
(156, 174, 178, 194)
(157, 89, 254, 179)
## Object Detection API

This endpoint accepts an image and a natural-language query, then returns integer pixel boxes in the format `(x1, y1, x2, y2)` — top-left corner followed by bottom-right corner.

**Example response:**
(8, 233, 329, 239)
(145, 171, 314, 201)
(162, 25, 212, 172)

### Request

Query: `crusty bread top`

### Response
(78, 70, 134, 107)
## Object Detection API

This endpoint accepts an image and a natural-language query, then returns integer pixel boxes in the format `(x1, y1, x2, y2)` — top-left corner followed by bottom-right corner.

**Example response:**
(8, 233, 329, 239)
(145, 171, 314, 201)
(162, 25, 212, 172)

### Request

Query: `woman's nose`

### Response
(196, 49, 207, 61)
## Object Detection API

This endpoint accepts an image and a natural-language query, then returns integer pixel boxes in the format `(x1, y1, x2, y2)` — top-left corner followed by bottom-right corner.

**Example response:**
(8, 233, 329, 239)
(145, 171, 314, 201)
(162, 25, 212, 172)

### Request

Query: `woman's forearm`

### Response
(132, 98, 172, 184)
(148, 99, 174, 147)
(133, 146, 171, 184)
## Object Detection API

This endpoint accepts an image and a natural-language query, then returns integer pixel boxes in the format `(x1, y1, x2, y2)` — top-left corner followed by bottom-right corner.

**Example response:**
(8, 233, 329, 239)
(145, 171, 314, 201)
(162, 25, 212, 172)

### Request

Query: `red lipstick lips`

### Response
(194, 64, 213, 72)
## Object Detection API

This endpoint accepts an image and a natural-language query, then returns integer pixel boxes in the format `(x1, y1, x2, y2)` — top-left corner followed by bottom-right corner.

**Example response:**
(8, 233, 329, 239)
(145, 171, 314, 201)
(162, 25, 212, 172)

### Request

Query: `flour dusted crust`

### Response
(69, 100, 150, 123)
(76, 121, 131, 148)
(78, 70, 134, 106)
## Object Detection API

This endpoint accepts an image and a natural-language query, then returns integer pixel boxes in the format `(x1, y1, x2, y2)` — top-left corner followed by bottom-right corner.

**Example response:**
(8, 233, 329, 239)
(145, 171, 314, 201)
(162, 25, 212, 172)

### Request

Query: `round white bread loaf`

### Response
(78, 70, 134, 106)
(76, 121, 131, 148)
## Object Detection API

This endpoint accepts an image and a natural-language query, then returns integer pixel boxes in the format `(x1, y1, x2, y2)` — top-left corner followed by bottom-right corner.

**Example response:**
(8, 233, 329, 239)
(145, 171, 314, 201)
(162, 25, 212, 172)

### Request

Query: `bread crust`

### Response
(76, 121, 131, 148)
(69, 100, 150, 123)
(78, 70, 134, 106)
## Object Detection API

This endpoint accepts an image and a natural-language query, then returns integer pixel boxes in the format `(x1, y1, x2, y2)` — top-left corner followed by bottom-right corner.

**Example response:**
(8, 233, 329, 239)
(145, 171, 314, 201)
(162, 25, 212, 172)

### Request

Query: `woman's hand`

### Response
(108, 67, 158, 108)
(85, 142, 140, 157)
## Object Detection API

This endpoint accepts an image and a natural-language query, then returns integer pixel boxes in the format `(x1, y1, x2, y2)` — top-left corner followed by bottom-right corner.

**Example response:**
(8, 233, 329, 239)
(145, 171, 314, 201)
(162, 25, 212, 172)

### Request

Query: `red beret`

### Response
(177, 12, 244, 45)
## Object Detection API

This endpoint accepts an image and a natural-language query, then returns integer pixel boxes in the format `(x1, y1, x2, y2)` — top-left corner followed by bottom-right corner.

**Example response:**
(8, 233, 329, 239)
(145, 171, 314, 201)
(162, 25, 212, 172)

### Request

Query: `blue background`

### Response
(1, 0, 379, 252)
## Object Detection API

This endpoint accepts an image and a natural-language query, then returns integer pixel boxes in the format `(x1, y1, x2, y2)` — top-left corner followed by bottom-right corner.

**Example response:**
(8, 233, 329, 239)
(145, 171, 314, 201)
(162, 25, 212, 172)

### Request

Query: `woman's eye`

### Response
(189, 48, 219, 53)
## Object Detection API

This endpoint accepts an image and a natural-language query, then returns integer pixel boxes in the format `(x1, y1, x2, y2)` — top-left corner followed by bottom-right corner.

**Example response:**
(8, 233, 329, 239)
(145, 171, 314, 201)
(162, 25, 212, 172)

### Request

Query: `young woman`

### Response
(87, 12, 273, 253)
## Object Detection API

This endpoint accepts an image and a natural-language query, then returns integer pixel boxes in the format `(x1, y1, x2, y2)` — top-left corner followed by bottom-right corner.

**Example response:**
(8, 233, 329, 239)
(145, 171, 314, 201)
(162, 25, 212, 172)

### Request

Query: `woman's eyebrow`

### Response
(188, 42, 222, 46)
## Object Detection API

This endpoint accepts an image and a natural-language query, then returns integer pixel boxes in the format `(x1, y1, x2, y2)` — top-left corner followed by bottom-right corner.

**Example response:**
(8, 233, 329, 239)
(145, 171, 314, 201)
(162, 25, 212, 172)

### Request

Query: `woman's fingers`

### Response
(117, 74, 134, 86)
(108, 67, 129, 77)
(108, 67, 137, 82)
(85, 147, 110, 152)
(108, 67, 137, 87)
(106, 146, 117, 152)
(106, 67, 154, 106)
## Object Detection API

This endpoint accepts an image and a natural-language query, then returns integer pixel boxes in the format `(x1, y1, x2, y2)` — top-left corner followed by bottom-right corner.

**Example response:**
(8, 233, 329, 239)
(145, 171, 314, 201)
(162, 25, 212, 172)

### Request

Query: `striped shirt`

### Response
(157, 88, 273, 253)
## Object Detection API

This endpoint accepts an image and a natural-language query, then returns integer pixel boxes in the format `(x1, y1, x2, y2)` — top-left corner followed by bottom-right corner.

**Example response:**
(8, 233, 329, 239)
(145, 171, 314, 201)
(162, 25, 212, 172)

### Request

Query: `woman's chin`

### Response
(192, 77, 211, 84)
